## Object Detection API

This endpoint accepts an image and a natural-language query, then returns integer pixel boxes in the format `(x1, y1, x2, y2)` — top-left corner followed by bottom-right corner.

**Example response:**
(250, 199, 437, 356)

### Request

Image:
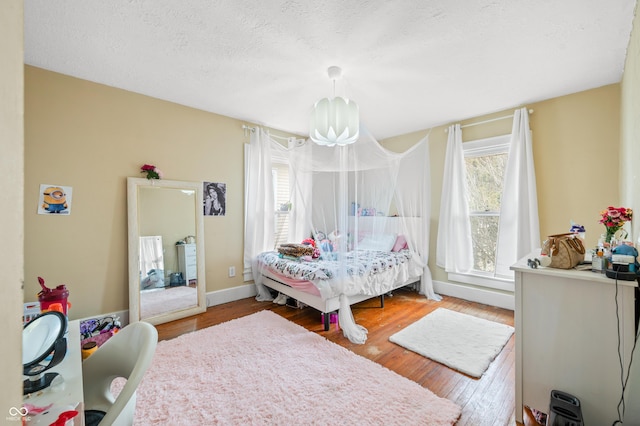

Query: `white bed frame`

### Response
(261, 216, 425, 330)
(261, 269, 421, 331)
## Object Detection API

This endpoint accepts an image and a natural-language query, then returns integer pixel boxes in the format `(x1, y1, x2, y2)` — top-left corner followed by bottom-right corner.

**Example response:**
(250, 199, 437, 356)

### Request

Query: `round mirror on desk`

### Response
(23, 311, 68, 395)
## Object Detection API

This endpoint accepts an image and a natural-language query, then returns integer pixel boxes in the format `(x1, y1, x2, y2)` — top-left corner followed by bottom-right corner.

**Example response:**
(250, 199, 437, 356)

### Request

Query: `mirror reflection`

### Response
(140, 236, 165, 290)
(128, 178, 206, 325)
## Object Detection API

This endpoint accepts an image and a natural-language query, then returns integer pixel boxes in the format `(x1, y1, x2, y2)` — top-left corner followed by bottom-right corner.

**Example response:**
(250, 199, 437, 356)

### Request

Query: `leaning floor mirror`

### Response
(127, 177, 206, 325)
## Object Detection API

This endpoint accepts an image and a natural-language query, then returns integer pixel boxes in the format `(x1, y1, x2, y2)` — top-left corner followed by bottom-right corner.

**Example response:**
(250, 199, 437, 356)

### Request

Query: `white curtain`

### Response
(393, 136, 439, 300)
(244, 128, 276, 301)
(436, 124, 474, 273)
(287, 138, 313, 243)
(139, 236, 164, 274)
(495, 108, 540, 276)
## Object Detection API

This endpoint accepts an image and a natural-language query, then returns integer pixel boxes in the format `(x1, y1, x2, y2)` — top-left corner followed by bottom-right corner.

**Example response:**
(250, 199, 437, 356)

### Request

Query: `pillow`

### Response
(357, 234, 397, 252)
(392, 234, 408, 252)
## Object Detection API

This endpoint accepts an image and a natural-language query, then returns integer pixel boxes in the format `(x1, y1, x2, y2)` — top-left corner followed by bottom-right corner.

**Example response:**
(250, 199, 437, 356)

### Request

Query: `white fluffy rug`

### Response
(389, 308, 514, 378)
(125, 310, 461, 425)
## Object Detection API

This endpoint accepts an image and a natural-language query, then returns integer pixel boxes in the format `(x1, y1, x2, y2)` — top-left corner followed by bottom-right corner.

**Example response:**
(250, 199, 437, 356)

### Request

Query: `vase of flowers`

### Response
(140, 164, 163, 180)
(599, 206, 632, 244)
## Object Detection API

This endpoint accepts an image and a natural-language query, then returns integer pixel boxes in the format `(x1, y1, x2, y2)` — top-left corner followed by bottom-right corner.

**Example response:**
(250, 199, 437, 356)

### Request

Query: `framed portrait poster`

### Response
(203, 182, 226, 216)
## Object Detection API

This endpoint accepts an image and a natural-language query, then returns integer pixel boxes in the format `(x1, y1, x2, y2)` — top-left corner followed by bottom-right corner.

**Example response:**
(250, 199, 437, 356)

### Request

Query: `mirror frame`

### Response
(127, 177, 206, 325)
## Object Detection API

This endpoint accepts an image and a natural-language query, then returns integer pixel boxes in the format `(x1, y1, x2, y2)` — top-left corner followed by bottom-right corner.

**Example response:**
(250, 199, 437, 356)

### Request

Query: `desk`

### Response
(23, 320, 84, 425)
(512, 254, 638, 425)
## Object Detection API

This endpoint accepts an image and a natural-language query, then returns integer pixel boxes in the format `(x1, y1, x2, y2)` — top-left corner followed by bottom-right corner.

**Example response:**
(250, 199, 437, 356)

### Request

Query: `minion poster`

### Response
(37, 184, 73, 215)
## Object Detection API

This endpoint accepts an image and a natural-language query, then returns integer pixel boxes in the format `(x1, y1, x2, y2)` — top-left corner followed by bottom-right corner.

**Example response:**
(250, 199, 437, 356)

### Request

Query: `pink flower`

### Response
(599, 206, 633, 229)
(600, 206, 633, 243)
(140, 164, 163, 179)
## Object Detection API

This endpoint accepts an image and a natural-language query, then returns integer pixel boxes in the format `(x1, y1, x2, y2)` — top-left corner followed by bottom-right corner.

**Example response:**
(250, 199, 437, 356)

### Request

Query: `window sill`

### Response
(448, 272, 514, 292)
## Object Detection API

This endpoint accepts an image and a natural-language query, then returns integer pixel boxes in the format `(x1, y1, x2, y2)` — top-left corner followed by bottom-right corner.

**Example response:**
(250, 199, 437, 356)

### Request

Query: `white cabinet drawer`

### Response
(177, 243, 198, 282)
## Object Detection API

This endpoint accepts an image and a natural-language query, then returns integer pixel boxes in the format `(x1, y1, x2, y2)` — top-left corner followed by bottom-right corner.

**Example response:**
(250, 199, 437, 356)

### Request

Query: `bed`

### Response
(246, 128, 435, 344)
(256, 243, 423, 332)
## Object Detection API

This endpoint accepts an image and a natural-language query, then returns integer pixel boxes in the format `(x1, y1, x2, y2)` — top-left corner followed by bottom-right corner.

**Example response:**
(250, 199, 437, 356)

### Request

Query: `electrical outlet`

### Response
(228, 266, 236, 277)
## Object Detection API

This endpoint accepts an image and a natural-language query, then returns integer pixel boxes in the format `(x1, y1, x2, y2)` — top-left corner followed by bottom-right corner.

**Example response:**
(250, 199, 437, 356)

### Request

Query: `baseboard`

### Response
(84, 282, 511, 328)
(206, 283, 257, 308)
(79, 285, 258, 328)
(433, 280, 514, 311)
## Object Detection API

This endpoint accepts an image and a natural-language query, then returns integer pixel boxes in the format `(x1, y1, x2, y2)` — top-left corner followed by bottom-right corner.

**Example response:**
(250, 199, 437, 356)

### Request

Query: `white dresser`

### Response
(512, 253, 639, 425)
(177, 243, 197, 284)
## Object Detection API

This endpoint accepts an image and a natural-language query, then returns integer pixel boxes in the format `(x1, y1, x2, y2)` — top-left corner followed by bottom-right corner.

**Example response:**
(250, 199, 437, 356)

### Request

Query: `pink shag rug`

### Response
(125, 310, 461, 425)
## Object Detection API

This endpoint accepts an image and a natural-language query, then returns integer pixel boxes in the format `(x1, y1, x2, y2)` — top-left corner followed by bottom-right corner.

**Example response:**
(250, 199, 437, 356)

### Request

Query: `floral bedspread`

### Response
(257, 249, 412, 281)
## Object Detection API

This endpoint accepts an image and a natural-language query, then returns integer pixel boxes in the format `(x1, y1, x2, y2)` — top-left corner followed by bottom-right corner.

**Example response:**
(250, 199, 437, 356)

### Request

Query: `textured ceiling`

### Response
(24, 0, 637, 140)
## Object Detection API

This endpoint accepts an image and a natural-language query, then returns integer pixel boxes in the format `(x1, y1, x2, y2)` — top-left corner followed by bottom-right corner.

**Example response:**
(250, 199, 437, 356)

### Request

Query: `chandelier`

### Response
(309, 66, 359, 146)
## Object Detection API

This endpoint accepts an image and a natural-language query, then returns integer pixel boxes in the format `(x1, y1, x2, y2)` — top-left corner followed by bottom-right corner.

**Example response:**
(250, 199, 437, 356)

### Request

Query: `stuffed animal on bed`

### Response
(314, 230, 340, 259)
(319, 239, 333, 253)
(328, 230, 340, 246)
(301, 238, 321, 259)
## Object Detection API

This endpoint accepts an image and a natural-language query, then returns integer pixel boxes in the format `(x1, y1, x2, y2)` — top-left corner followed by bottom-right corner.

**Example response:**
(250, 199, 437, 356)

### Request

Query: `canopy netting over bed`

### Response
(245, 127, 438, 343)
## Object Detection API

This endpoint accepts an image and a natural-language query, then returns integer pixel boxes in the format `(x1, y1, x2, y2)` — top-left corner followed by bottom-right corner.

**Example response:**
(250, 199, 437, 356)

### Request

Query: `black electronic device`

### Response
(605, 262, 638, 281)
(548, 390, 583, 426)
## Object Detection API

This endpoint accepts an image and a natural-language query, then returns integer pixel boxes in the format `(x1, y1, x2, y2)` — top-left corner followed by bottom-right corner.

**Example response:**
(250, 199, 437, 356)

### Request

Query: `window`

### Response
(462, 135, 510, 282)
(272, 161, 290, 248)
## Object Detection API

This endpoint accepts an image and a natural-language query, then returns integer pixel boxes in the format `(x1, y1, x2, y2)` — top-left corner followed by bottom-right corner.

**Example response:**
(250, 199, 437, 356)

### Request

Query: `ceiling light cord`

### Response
(328, 65, 341, 99)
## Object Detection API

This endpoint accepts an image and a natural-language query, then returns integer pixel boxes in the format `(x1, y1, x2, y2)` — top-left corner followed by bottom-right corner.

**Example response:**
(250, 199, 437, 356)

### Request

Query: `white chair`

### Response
(82, 321, 158, 426)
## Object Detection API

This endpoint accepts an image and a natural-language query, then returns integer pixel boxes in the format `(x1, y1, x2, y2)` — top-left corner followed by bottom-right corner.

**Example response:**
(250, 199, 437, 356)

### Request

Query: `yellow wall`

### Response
(25, 37, 636, 320)
(1, 0, 25, 410)
(24, 66, 294, 319)
(383, 84, 621, 285)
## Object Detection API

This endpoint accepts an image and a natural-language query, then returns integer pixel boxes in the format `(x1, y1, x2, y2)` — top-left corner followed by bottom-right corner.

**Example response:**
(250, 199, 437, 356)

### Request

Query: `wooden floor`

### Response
(155, 288, 539, 426)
